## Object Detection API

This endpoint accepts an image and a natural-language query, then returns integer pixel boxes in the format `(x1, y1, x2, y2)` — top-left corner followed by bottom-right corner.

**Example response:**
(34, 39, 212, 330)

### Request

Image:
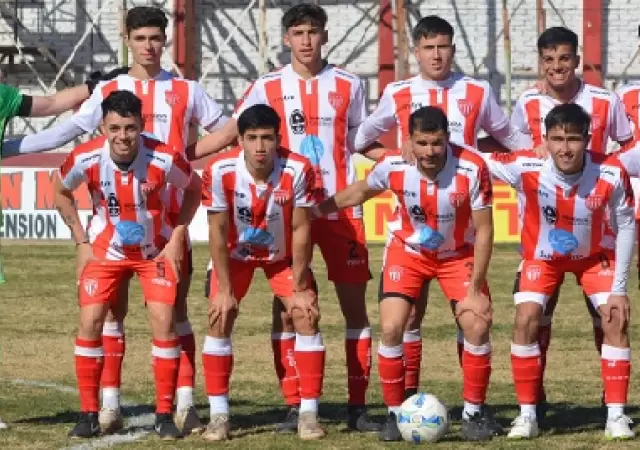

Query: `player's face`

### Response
(284, 23, 327, 66)
(539, 44, 580, 89)
(545, 125, 589, 174)
(103, 112, 142, 161)
(240, 127, 281, 175)
(126, 27, 166, 66)
(410, 129, 449, 175)
(414, 34, 455, 81)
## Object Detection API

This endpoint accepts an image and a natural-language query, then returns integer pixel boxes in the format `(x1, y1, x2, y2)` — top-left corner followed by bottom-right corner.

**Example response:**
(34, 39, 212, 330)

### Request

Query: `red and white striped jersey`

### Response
(355, 72, 511, 149)
(72, 70, 226, 149)
(511, 82, 632, 153)
(233, 63, 366, 220)
(58, 136, 194, 260)
(617, 81, 640, 146)
(366, 146, 493, 260)
(483, 150, 634, 260)
(202, 146, 315, 263)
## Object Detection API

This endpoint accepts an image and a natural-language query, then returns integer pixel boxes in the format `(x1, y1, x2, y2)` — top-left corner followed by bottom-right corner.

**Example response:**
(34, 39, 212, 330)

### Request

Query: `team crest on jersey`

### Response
(457, 99, 474, 117)
(585, 194, 604, 211)
(328, 91, 345, 110)
(83, 278, 98, 297)
(387, 265, 404, 282)
(525, 265, 542, 282)
(273, 189, 290, 205)
(164, 91, 181, 106)
(449, 191, 466, 207)
(140, 181, 158, 196)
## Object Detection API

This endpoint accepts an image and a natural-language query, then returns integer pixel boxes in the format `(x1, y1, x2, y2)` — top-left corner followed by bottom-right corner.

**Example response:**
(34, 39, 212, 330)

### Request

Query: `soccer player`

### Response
(510, 27, 634, 414)
(316, 106, 501, 442)
(201, 104, 325, 441)
(194, 4, 381, 432)
(53, 90, 201, 439)
(352, 14, 530, 400)
(4, 7, 227, 434)
(481, 103, 635, 439)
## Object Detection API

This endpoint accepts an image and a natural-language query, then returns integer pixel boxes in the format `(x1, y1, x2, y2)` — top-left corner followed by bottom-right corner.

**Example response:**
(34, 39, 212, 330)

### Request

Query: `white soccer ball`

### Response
(397, 393, 449, 443)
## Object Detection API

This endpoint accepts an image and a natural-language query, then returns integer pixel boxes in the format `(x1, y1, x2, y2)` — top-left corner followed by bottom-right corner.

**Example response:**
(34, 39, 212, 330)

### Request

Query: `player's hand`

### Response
(310, 205, 323, 220)
(533, 142, 549, 159)
(156, 237, 184, 281)
(401, 139, 416, 165)
(286, 289, 320, 325)
(76, 242, 97, 280)
(209, 291, 239, 331)
(456, 290, 492, 324)
(600, 293, 631, 327)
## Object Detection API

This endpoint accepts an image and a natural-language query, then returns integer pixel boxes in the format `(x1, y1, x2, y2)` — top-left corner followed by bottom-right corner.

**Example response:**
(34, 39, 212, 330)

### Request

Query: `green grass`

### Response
(0, 242, 639, 449)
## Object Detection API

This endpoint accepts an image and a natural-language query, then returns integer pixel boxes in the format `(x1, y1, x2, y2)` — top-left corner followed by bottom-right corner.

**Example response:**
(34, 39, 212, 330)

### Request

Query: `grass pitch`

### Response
(0, 242, 639, 449)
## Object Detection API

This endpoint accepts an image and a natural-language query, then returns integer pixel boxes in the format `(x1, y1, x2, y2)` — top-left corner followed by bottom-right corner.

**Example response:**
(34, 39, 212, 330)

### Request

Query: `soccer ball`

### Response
(397, 393, 449, 443)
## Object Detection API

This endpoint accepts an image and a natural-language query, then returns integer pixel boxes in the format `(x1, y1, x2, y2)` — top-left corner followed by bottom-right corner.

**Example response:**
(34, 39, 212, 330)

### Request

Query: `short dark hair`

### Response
(282, 4, 327, 30)
(544, 103, 591, 137)
(412, 15, 454, 45)
(537, 26, 578, 55)
(409, 106, 449, 135)
(126, 6, 168, 35)
(237, 104, 281, 136)
(101, 90, 142, 120)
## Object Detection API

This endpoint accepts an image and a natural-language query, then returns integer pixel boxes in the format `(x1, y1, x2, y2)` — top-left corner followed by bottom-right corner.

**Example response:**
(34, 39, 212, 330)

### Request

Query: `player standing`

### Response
(201, 104, 325, 441)
(192, 4, 381, 432)
(482, 104, 635, 439)
(316, 106, 500, 441)
(510, 27, 634, 413)
(352, 14, 529, 401)
(53, 90, 202, 439)
(3, 7, 227, 434)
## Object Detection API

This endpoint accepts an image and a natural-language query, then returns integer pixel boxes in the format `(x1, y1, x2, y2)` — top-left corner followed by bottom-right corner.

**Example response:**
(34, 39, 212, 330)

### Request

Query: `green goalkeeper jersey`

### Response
(0, 83, 24, 150)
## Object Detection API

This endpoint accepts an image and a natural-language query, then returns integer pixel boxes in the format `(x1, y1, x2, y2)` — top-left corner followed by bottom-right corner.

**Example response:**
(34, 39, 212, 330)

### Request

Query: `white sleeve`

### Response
(365, 158, 391, 190)
(2, 120, 86, 156)
(611, 173, 636, 293)
(616, 144, 640, 177)
(232, 80, 266, 120)
(470, 161, 493, 210)
(293, 163, 316, 208)
(479, 84, 510, 133)
(510, 97, 531, 135)
(480, 152, 522, 187)
(609, 93, 633, 143)
(353, 86, 398, 152)
(488, 121, 534, 151)
(71, 87, 104, 132)
(346, 80, 368, 153)
(192, 82, 227, 131)
(166, 152, 194, 189)
(59, 155, 87, 191)
(202, 165, 227, 212)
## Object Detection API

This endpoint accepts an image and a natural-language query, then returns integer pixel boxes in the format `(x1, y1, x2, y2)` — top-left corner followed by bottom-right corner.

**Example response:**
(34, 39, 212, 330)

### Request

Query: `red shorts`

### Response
(514, 253, 614, 310)
(379, 244, 489, 302)
(78, 259, 177, 307)
(310, 217, 371, 283)
(206, 258, 316, 300)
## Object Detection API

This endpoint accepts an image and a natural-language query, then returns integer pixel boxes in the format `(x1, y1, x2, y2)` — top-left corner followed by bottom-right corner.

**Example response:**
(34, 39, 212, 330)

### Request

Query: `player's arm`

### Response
(167, 153, 202, 242)
(185, 118, 238, 161)
(352, 85, 398, 153)
(610, 93, 635, 150)
(53, 157, 88, 244)
(29, 85, 90, 117)
(317, 180, 384, 216)
(610, 171, 636, 296)
(615, 143, 640, 177)
(468, 164, 494, 295)
(478, 86, 533, 152)
(291, 207, 313, 291)
(476, 151, 523, 187)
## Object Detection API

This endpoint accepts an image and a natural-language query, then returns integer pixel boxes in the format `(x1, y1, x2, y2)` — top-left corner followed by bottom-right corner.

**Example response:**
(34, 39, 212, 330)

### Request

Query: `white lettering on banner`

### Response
(0, 167, 210, 241)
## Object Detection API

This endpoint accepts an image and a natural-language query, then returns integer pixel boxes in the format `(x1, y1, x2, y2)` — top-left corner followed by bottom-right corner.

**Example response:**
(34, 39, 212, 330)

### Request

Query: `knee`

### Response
(602, 310, 628, 342)
(79, 313, 104, 339)
(464, 315, 491, 342)
(380, 321, 404, 347)
(513, 303, 542, 340)
(291, 309, 319, 335)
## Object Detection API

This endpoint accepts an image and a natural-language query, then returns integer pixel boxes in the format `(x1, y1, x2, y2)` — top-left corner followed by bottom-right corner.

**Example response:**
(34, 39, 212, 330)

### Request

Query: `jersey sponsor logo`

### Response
(237, 206, 252, 224)
(457, 99, 474, 117)
(548, 229, 579, 254)
(328, 91, 345, 110)
(83, 278, 99, 297)
(542, 205, 557, 225)
(449, 191, 467, 207)
(290, 109, 306, 134)
(418, 225, 445, 250)
(299, 135, 325, 164)
(164, 91, 181, 107)
(409, 205, 426, 223)
(239, 226, 274, 247)
(585, 194, 604, 211)
(107, 193, 120, 217)
(115, 220, 146, 245)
